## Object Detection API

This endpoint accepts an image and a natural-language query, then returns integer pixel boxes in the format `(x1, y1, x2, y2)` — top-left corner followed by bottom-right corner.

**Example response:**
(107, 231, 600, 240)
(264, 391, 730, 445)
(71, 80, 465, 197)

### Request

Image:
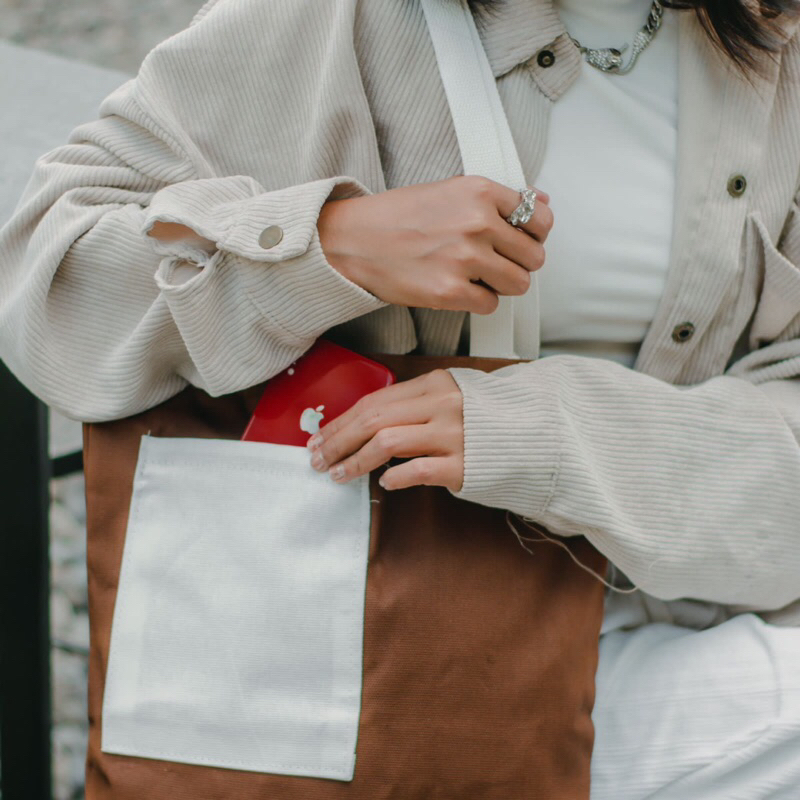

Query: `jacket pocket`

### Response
(750, 212, 800, 346)
(101, 435, 370, 781)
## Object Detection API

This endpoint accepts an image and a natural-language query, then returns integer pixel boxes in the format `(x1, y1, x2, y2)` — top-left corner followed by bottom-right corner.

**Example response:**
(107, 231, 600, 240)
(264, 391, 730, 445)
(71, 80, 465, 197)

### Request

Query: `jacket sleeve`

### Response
(448, 197, 800, 612)
(0, 0, 386, 422)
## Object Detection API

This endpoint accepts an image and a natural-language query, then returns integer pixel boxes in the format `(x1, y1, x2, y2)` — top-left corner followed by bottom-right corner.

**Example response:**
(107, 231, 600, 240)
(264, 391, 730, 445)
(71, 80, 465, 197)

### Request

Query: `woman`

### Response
(1, 0, 800, 795)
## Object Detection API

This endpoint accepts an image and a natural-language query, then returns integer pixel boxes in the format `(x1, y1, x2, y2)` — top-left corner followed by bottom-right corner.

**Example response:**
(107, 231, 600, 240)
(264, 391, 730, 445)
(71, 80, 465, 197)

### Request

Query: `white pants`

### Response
(591, 614, 800, 799)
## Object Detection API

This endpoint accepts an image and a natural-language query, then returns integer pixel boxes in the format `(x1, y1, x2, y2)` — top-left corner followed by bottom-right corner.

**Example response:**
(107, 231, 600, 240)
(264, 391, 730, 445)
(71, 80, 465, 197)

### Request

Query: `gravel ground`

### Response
(2, 2, 204, 797)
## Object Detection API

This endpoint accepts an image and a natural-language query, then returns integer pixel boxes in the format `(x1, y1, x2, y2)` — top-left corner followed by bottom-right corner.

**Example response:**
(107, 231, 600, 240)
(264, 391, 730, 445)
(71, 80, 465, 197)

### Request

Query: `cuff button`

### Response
(258, 225, 284, 249)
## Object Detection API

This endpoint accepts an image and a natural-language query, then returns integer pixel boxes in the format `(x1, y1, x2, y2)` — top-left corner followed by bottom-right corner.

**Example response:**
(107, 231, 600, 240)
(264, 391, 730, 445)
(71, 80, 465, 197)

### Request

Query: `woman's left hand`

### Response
(307, 369, 464, 492)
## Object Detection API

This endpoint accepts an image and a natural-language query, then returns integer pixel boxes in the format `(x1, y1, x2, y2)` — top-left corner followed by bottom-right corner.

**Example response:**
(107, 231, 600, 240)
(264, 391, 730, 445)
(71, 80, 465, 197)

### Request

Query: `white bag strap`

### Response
(420, 0, 541, 359)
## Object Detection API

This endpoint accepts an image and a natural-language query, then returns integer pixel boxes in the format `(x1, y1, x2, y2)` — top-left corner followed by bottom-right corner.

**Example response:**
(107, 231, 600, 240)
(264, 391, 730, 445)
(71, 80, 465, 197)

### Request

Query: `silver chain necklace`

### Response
(568, 0, 664, 75)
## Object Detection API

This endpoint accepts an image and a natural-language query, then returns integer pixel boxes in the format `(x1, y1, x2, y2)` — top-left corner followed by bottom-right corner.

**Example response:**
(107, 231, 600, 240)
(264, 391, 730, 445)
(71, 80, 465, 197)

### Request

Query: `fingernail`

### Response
(311, 452, 326, 471)
(330, 465, 346, 482)
(378, 475, 388, 490)
(307, 434, 323, 451)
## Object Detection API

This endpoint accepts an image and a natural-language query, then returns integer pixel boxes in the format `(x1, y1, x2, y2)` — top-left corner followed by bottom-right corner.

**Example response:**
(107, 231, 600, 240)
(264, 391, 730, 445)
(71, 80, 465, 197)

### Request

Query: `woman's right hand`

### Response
(317, 176, 552, 314)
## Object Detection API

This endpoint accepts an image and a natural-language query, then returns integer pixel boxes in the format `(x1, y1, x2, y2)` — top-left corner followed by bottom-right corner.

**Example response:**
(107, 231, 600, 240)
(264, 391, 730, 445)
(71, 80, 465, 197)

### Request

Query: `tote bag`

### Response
(82, 2, 608, 797)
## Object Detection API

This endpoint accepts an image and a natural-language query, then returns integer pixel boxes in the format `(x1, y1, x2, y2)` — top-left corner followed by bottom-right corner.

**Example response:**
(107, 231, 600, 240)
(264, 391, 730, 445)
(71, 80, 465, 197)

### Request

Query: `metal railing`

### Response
(0, 360, 82, 800)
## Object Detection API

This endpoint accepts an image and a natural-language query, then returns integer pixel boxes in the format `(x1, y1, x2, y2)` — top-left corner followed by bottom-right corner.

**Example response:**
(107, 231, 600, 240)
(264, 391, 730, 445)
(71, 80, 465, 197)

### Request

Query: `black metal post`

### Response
(0, 360, 52, 800)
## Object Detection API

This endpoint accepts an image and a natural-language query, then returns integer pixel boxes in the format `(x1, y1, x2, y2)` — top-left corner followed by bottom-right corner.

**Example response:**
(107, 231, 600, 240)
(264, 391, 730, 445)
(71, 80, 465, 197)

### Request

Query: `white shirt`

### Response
(536, 0, 679, 367)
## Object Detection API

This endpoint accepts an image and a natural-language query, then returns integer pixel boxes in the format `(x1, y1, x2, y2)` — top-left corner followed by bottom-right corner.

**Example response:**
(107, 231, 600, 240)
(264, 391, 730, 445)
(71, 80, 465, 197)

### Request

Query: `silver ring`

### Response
(506, 188, 537, 228)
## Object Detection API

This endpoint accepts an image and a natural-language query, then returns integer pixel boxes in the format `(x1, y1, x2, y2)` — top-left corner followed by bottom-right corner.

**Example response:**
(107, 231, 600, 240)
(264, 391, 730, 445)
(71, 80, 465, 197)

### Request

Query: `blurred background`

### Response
(1, 2, 203, 797)
(2, 0, 201, 71)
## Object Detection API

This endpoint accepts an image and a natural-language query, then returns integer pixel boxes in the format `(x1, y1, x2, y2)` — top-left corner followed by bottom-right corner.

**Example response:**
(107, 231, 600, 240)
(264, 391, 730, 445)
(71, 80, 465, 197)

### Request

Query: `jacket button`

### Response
(537, 49, 556, 68)
(258, 225, 284, 249)
(727, 174, 747, 197)
(672, 322, 696, 343)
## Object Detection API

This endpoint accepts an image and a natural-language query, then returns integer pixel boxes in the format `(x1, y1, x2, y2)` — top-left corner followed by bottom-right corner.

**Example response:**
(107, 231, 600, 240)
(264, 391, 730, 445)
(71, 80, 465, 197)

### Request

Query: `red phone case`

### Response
(241, 340, 396, 446)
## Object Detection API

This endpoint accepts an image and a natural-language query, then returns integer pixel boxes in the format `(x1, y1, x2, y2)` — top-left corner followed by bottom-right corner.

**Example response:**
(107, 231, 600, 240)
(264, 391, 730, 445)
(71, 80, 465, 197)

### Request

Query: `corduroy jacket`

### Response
(1, 0, 800, 619)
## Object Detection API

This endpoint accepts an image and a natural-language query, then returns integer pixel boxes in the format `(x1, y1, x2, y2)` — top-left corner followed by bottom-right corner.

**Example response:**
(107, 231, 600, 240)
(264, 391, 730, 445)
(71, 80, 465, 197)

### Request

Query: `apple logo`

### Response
(299, 405, 326, 435)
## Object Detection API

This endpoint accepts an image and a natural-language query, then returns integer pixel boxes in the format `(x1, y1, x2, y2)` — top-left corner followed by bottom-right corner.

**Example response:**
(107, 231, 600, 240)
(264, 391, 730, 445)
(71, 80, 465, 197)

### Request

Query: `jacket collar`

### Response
(473, 0, 800, 80)
(471, 0, 567, 78)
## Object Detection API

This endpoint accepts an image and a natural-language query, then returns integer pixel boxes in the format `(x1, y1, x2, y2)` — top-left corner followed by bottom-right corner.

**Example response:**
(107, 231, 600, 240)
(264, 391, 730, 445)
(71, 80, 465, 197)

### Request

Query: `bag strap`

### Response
(420, 0, 541, 359)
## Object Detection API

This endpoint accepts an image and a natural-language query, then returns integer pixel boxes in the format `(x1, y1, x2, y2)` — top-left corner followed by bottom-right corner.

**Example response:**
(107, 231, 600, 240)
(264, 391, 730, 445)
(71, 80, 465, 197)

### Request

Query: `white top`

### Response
(535, 0, 679, 367)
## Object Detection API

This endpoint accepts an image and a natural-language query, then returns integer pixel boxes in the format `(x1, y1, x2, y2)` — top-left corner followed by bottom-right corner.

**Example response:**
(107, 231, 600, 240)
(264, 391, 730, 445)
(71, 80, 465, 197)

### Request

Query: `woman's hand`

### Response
(317, 176, 552, 314)
(307, 369, 465, 492)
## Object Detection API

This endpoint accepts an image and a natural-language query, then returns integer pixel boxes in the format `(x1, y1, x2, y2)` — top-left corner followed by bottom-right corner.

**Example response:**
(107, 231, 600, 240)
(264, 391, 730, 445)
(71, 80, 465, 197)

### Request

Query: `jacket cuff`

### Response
(447, 364, 562, 516)
(142, 174, 368, 262)
(148, 175, 388, 339)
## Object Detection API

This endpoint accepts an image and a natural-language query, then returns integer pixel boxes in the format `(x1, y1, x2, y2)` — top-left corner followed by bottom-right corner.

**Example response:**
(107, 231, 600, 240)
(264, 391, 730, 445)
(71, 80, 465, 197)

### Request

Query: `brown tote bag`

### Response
(83, 354, 607, 800)
(81, 3, 607, 797)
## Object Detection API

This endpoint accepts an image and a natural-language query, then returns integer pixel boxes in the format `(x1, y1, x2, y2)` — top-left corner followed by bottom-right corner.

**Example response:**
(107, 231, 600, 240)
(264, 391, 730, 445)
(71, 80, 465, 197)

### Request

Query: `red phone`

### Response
(241, 340, 396, 446)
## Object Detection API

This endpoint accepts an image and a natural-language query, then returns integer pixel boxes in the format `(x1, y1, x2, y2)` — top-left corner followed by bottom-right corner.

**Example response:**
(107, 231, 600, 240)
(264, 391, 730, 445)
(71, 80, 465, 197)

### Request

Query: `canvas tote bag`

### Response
(82, 2, 608, 797)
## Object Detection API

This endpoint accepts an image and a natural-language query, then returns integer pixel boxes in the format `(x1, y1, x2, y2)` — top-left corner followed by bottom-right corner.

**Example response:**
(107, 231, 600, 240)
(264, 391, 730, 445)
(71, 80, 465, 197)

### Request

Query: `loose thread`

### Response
(505, 512, 639, 595)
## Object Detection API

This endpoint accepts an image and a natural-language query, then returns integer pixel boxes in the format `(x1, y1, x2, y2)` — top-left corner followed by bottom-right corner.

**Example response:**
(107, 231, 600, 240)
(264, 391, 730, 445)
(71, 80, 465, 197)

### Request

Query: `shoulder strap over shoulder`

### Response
(420, 0, 540, 359)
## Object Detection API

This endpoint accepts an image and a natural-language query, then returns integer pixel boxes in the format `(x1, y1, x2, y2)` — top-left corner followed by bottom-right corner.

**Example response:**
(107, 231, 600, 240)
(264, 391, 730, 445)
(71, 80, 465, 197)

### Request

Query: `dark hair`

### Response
(469, 0, 800, 73)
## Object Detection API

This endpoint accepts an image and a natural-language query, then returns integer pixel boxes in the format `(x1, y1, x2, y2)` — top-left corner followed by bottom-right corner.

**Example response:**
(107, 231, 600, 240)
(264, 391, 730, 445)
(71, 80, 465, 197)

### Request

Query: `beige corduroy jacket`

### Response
(1, 0, 800, 619)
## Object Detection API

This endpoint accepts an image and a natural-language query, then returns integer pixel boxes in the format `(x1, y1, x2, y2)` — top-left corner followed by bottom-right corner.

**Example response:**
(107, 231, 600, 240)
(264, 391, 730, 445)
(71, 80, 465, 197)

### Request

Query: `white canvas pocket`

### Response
(101, 435, 370, 781)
